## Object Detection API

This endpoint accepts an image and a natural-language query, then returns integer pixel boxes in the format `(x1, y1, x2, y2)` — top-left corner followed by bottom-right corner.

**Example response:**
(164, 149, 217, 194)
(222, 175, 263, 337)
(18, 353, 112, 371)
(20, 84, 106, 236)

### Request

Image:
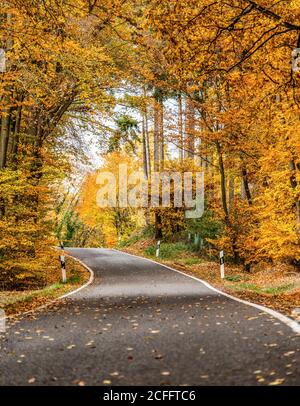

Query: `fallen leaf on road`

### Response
(284, 351, 295, 356)
(269, 378, 285, 386)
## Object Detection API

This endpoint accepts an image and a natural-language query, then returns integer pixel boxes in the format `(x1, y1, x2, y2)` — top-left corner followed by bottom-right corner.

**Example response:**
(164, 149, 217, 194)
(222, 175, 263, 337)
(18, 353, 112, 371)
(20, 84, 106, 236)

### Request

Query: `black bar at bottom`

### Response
(0, 386, 298, 403)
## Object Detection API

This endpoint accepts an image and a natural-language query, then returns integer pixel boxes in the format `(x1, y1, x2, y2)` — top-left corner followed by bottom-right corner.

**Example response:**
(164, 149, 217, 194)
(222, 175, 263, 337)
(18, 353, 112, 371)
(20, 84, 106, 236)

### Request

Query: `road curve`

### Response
(0, 248, 299, 386)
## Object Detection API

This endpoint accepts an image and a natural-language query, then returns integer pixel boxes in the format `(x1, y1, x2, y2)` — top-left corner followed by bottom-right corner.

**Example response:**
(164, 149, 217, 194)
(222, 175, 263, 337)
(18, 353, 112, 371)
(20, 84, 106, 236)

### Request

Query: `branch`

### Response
(227, 28, 292, 72)
(244, 0, 300, 31)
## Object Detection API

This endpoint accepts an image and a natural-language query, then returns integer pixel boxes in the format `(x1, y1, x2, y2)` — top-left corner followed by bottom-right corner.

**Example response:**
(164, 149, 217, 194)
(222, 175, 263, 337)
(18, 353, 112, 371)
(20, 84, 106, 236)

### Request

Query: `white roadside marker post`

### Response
(0, 309, 6, 333)
(220, 250, 225, 279)
(60, 254, 67, 283)
(156, 240, 161, 258)
(59, 242, 67, 283)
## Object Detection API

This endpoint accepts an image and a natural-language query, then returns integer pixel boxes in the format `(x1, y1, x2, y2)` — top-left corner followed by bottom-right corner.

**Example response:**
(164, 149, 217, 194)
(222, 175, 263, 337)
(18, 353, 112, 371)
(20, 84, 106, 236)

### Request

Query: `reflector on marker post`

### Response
(220, 250, 225, 279)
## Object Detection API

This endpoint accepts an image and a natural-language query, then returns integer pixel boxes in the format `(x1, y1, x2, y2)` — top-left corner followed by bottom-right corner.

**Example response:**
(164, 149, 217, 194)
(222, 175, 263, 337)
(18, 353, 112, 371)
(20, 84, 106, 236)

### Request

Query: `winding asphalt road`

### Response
(0, 248, 299, 386)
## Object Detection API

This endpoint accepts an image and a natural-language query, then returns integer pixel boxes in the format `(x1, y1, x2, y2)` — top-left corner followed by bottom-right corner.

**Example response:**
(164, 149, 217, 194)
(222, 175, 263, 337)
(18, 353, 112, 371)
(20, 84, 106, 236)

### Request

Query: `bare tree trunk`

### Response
(229, 176, 235, 212)
(216, 141, 229, 220)
(145, 106, 151, 178)
(153, 100, 160, 172)
(0, 106, 11, 169)
(216, 141, 239, 263)
(10, 101, 22, 163)
(142, 90, 151, 226)
(142, 116, 149, 180)
(241, 163, 252, 205)
(178, 93, 184, 162)
(142, 87, 151, 177)
(185, 97, 195, 158)
(241, 178, 247, 200)
(158, 99, 164, 171)
(153, 94, 162, 239)
(0, 12, 13, 169)
(289, 159, 300, 253)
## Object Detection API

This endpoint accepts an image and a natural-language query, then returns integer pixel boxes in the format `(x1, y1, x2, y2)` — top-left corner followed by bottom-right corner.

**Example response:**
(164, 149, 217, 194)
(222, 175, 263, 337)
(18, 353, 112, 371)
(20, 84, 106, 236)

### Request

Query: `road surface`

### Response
(0, 248, 299, 385)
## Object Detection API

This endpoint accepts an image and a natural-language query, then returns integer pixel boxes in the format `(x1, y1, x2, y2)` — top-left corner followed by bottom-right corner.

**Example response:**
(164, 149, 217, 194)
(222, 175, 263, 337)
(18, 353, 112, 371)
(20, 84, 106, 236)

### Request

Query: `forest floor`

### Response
(0, 254, 90, 316)
(120, 239, 300, 321)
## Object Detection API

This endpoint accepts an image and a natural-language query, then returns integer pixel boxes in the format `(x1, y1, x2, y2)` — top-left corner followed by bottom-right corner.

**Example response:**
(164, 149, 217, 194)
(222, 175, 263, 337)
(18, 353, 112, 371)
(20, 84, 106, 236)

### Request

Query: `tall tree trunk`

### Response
(289, 159, 300, 270)
(0, 106, 11, 169)
(158, 99, 164, 171)
(10, 101, 22, 164)
(178, 93, 184, 162)
(142, 116, 149, 180)
(0, 12, 13, 169)
(142, 89, 151, 225)
(241, 170, 252, 204)
(229, 176, 235, 212)
(145, 106, 151, 178)
(153, 94, 163, 239)
(216, 141, 239, 263)
(216, 141, 229, 220)
(142, 86, 151, 177)
(185, 97, 195, 158)
(153, 100, 160, 172)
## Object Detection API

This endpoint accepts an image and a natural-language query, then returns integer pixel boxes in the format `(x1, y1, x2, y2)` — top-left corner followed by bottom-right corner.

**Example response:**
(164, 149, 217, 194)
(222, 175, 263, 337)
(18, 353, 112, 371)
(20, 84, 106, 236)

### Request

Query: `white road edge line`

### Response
(114, 249, 300, 335)
(2, 255, 94, 321)
(59, 256, 95, 299)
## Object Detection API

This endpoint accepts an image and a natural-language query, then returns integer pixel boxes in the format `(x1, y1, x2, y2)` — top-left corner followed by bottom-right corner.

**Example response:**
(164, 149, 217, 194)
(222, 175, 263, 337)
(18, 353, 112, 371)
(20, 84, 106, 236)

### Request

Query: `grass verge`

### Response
(0, 254, 90, 316)
(120, 239, 300, 321)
